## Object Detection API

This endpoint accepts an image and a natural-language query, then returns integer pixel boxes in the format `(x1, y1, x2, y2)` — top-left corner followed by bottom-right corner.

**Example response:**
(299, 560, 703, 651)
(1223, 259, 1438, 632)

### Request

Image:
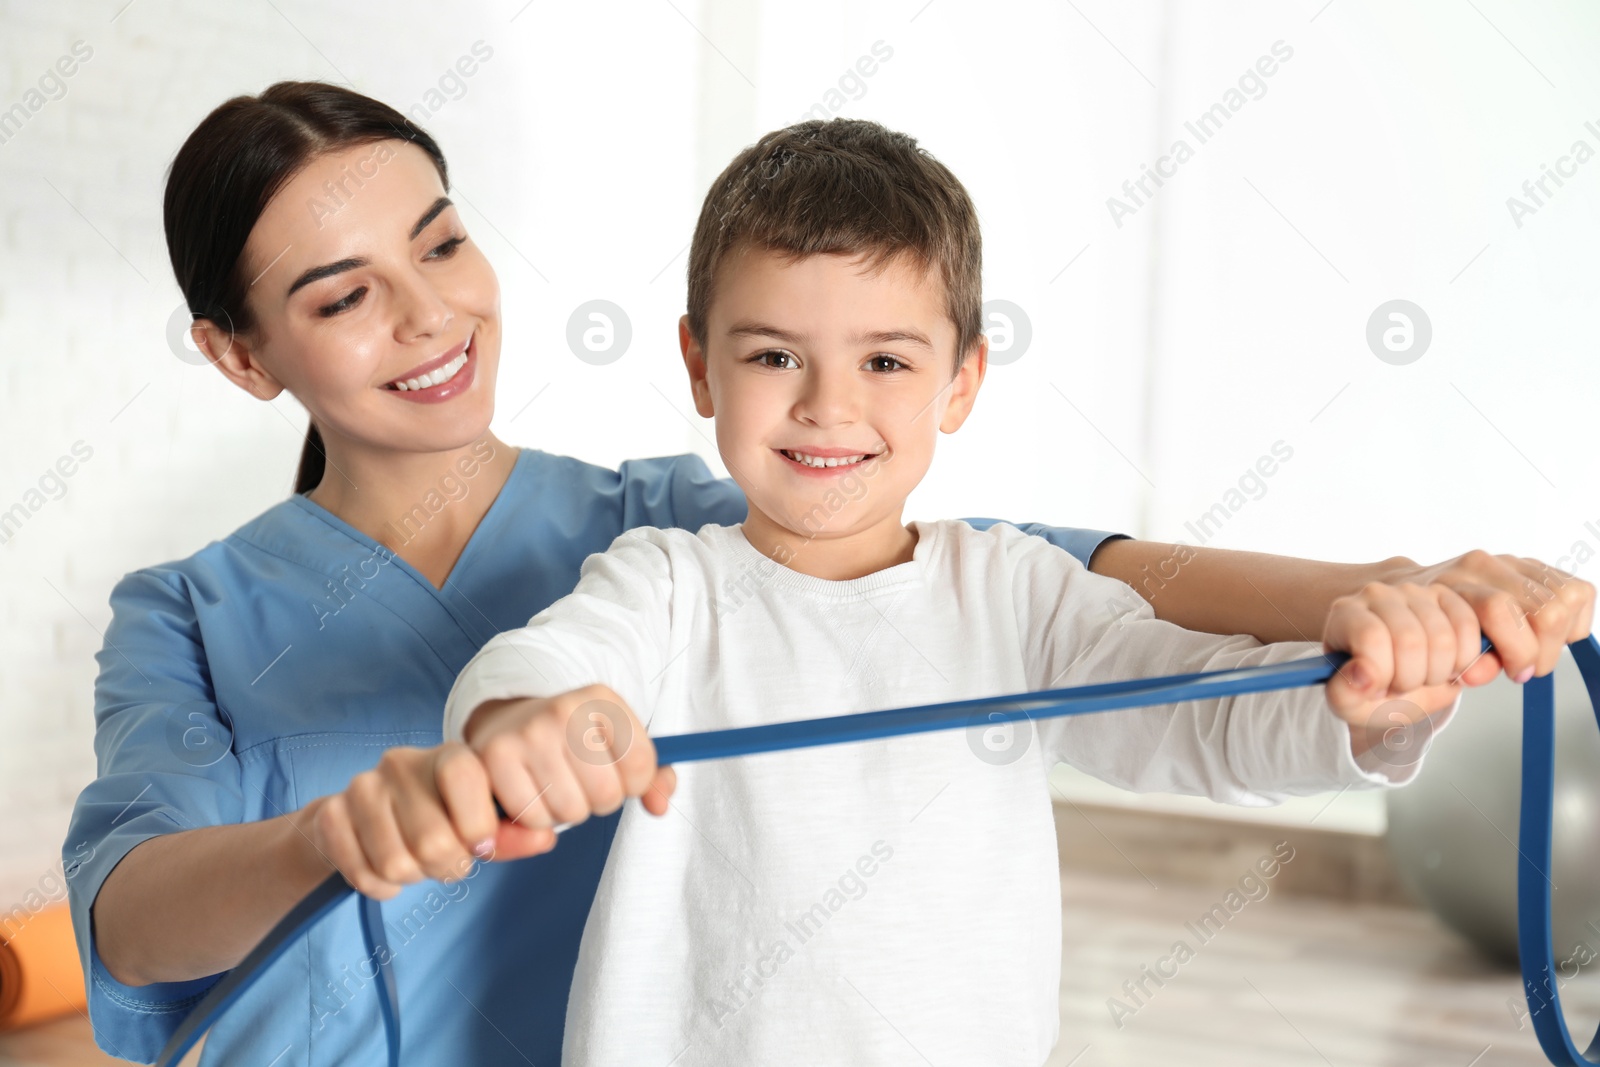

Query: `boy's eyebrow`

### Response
(285, 197, 454, 298)
(727, 322, 805, 344)
(855, 329, 933, 351)
(726, 322, 934, 350)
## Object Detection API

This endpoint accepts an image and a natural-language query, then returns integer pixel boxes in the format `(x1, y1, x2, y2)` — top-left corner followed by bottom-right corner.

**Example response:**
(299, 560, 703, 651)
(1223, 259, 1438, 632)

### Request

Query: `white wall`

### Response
(2, 0, 1596, 899)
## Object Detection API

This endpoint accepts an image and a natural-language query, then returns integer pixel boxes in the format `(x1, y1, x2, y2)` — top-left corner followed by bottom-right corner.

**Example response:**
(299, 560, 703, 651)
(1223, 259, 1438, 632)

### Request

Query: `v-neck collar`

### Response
(278, 441, 534, 607)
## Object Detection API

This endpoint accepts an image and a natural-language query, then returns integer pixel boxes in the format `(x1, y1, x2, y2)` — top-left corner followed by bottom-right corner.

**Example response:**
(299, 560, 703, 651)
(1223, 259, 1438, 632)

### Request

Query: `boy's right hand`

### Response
(464, 684, 676, 832)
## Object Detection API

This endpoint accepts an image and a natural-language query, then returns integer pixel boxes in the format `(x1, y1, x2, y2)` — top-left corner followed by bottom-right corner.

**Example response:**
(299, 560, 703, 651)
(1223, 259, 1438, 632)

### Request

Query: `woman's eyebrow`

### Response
(284, 197, 456, 298)
(287, 257, 365, 297)
(409, 196, 452, 239)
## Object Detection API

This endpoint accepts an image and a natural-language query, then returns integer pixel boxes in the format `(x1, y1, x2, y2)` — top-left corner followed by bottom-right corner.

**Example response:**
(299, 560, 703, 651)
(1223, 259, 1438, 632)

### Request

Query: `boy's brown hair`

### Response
(686, 118, 983, 372)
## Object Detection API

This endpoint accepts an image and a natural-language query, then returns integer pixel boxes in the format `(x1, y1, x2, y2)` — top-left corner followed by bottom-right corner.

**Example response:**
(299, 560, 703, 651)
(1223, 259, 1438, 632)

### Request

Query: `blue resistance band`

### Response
(155, 636, 1600, 1067)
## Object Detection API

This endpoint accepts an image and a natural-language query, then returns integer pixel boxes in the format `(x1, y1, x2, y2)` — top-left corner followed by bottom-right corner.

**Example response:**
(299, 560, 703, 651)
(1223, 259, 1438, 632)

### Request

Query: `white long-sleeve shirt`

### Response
(443, 519, 1454, 1066)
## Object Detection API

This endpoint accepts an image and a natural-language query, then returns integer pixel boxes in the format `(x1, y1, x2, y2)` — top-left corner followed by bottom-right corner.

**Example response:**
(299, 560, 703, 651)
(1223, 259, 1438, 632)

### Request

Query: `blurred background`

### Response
(1, 0, 1597, 1063)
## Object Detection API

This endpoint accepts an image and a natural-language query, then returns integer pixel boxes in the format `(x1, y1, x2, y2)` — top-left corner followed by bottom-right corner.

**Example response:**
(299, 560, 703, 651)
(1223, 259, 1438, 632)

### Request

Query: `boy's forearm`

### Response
(1089, 538, 1414, 644)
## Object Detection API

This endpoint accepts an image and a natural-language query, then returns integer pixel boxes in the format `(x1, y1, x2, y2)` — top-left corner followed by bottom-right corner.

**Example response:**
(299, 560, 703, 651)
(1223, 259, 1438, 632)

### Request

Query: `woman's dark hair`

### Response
(163, 81, 449, 495)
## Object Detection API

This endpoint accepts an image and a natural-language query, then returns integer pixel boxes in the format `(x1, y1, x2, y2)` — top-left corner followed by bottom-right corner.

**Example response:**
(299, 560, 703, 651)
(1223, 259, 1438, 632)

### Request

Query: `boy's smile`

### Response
(680, 247, 986, 581)
(775, 445, 886, 476)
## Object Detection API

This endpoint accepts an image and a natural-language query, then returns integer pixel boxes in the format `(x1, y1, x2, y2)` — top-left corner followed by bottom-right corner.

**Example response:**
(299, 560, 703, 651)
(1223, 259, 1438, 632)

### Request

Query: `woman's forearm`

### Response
(93, 797, 336, 986)
(1089, 538, 1414, 644)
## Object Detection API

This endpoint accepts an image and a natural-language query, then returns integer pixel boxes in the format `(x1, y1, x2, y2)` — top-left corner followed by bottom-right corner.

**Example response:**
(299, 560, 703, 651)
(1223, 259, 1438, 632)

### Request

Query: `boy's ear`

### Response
(938, 334, 988, 434)
(678, 315, 714, 418)
(194, 318, 285, 402)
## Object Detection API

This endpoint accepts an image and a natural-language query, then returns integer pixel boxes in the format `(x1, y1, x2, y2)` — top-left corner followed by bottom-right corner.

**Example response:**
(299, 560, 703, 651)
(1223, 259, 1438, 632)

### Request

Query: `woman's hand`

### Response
(464, 684, 676, 832)
(1087, 541, 1594, 656)
(1382, 550, 1594, 682)
(310, 743, 556, 901)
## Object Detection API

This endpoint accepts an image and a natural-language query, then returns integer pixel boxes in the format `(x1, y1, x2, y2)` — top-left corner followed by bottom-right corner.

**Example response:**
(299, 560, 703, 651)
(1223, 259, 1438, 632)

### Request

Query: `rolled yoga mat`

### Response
(0, 903, 87, 1032)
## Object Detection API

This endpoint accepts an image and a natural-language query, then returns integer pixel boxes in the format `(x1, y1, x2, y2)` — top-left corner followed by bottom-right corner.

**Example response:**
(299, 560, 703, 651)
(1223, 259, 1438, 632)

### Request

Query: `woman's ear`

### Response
(679, 315, 714, 418)
(192, 317, 284, 401)
(938, 334, 988, 434)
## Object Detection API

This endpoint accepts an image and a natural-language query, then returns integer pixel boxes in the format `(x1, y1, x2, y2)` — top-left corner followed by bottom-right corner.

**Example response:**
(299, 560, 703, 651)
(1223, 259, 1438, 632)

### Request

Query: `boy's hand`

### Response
(312, 743, 554, 901)
(464, 684, 677, 834)
(1322, 581, 1503, 759)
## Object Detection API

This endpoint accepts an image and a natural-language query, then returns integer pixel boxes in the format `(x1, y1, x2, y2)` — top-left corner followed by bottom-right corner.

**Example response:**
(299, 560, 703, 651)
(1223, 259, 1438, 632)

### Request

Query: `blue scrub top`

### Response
(63, 447, 1124, 1066)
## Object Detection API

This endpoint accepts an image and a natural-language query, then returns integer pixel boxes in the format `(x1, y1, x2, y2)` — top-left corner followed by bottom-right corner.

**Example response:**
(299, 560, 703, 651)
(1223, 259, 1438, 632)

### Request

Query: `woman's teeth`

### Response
(782, 450, 871, 469)
(391, 352, 468, 391)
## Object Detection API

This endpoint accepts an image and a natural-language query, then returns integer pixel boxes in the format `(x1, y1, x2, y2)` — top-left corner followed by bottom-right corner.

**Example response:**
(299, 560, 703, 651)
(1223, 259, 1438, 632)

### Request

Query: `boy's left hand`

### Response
(1322, 581, 1508, 759)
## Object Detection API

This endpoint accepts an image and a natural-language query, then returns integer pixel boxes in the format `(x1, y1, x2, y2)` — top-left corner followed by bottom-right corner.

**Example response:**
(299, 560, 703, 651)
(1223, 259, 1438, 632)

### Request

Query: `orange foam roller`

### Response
(0, 903, 87, 1031)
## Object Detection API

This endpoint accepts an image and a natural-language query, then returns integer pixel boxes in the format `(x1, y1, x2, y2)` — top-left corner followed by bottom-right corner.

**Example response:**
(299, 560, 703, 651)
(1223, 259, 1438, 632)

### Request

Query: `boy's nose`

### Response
(793, 369, 861, 427)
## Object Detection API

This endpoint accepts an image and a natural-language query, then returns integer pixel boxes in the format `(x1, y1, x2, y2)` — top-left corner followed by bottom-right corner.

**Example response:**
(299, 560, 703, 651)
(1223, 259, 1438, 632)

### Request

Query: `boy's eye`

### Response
(752, 350, 797, 369)
(867, 354, 907, 372)
(426, 235, 467, 260)
(318, 287, 367, 317)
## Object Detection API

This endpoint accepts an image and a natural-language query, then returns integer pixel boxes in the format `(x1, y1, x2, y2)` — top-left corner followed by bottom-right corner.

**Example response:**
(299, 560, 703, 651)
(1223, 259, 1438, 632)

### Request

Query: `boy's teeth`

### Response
(392, 352, 469, 392)
(785, 450, 868, 469)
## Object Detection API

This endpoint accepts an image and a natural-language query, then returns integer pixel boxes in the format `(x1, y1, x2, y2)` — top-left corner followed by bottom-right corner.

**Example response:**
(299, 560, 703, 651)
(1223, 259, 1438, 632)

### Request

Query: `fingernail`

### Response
(1515, 665, 1535, 684)
(1349, 664, 1371, 691)
(471, 837, 495, 858)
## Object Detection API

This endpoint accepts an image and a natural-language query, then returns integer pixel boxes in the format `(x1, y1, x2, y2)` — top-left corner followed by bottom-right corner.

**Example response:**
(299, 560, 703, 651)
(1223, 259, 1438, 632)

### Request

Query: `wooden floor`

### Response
(1049, 868, 1600, 1067)
(0, 1017, 126, 1067)
(1, 868, 1590, 1066)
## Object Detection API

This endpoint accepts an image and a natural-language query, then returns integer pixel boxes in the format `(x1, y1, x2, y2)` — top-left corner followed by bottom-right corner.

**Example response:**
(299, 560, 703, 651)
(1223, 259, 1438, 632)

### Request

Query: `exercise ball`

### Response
(1384, 654, 1600, 967)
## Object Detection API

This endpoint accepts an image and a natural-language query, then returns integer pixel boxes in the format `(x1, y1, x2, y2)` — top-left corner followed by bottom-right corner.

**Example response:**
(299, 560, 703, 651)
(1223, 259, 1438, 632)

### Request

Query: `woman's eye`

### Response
(427, 236, 467, 260)
(867, 354, 907, 372)
(318, 287, 366, 317)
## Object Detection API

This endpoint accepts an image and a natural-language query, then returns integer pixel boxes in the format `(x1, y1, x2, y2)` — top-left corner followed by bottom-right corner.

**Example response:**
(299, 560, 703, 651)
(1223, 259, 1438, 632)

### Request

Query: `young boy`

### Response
(442, 119, 1475, 1065)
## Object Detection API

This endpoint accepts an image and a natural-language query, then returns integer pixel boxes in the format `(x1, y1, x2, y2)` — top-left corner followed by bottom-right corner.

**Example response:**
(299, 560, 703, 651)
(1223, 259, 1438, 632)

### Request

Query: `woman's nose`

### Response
(393, 269, 454, 341)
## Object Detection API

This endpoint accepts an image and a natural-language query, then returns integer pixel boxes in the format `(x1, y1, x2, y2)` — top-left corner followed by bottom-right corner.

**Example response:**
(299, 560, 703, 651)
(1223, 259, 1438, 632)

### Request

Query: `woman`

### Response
(65, 82, 1590, 1066)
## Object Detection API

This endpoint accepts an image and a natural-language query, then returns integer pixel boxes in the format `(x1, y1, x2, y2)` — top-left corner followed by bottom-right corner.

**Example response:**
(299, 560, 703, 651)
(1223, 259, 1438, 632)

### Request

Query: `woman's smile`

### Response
(382, 331, 478, 404)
